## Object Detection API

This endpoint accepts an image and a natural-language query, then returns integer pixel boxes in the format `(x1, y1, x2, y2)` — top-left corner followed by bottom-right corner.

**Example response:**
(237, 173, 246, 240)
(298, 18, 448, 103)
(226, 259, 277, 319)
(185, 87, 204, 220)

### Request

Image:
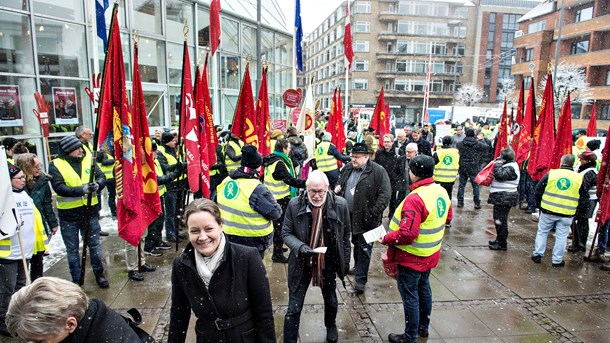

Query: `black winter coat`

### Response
(156, 145, 184, 192)
(375, 148, 401, 184)
(457, 137, 489, 176)
(169, 240, 275, 343)
(336, 160, 391, 234)
(62, 299, 141, 343)
(576, 161, 598, 217)
(282, 192, 351, 289)
(26, 174, 58, 232)
(262, 153, 306, 189)
(487, 160, 519, 207)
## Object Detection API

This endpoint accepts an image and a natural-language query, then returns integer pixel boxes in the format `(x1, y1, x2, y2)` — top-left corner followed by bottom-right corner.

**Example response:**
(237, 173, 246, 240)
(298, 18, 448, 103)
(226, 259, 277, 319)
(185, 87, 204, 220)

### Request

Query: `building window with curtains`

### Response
(570, 40, 589, 55)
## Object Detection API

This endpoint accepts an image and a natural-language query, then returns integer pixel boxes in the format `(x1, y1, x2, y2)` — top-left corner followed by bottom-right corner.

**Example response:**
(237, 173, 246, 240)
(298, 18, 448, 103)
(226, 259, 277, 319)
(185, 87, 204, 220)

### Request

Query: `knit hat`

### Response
(271, 129, 283, 139)
(409, 155, 435, 178)
(442, 136, 453, 146)
(241, 145, 262, 169)
(7, 163, 21, 179)
(351, 142, 369, 154)
(59, 136, 83, 154)
(2, 137, 18, 151)
(322, 132, 332, 142)
(161, 132, 175, 144)
(578, 151, 597, 162)
(587, 139, 601, 151)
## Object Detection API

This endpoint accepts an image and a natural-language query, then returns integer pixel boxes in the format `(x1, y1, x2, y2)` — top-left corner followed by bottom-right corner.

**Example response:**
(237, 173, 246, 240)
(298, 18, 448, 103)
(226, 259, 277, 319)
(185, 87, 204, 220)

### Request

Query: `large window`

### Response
(353, 79, 368, 90)
(528, 20, 546, 34)
(355, 41, 369, 52)
(354, 2, 371, 14)
(601, 104, 610, 121)
(222, 18, 239, 53)
(525, 48, 534, 62)
(133, 0, 163, 35)
(166, 1, 194, 43)
(354, 60, 369, 71)
(33, 0, 83, 21)
(570, 40, 589, 55)
(606, 71, 610, 86)
(575, 7, 593, 23)
(35, 18, 88, 78)
(0, 12, 35, 75)
(355, 21, 370, 33)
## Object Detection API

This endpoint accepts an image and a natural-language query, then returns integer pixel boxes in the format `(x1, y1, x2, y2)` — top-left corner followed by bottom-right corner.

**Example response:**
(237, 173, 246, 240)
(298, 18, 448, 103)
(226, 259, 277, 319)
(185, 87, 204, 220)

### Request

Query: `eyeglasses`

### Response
(307, 189, 327, 196)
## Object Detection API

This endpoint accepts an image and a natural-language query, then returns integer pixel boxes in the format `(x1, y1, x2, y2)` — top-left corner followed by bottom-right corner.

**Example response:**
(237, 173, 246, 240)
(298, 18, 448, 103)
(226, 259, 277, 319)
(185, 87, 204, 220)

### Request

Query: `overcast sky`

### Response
(277, 0, 346, 34)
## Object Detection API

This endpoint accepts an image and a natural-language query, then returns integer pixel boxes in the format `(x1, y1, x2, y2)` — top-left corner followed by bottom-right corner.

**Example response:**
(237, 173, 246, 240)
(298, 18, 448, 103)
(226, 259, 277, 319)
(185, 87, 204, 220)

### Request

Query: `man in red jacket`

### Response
(381, 155, 452, 343)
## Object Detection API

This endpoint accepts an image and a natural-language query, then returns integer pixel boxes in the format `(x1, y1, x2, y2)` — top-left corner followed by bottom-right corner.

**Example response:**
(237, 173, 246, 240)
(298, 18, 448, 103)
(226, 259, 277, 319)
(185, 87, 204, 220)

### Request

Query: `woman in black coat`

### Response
(169, 199, 275, 343)
(487, 148, 520, 250)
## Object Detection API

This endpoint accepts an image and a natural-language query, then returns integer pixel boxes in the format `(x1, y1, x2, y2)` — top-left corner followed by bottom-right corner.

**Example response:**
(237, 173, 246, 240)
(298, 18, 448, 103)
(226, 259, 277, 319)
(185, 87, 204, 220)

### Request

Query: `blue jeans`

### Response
(396, 265, 432, 341)
(60, 213, 105, 282)
(164, 190, 177, 239)
(533, 212, 573, 264)
(597, 220, 610, 253)
(457, 173, 480, 205)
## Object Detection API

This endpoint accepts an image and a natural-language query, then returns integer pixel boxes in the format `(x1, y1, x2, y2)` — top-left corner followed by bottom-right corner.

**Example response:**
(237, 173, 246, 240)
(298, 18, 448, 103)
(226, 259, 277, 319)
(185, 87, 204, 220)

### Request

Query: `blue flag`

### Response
(295, 0, 303, 72)
(96, 0, 109, 49)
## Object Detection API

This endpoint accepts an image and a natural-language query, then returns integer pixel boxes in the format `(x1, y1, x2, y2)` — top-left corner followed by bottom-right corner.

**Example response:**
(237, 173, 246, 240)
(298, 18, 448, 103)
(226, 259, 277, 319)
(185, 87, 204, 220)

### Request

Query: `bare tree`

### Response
(539, 62, 591, 110)
(498, 77, 516, 105)
(453, 83, 484, 107)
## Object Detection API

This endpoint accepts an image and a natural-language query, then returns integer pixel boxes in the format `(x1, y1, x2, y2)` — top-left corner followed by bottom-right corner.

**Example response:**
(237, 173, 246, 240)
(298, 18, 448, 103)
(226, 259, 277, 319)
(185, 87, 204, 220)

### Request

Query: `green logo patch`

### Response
(436, 197, 447, 218)
(224, 180, 239, 200)
(317, 146, 324, 155)
(556, 177, 571, 191)
(442, 155, 453, 166)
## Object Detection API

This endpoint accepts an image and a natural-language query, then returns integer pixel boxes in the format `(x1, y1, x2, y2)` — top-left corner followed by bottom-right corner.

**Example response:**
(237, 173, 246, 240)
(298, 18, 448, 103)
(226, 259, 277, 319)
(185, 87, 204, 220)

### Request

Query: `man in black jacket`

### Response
(335, 143, 391, 294)
(282, 170, 351, 343)
(375, 134, 402, 215)
(411, 129, 432, 156)
(456, 128, 488, 209)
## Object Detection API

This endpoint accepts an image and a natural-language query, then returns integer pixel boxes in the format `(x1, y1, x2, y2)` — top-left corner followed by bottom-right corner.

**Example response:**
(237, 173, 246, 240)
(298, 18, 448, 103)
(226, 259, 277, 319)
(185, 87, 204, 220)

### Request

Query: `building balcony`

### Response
(378, 11, 457, 21)
(378, 31, 457, 41)
(511, 59, 550, 75)
(514, 30, 554, 49)
(588, 86, 610, 101)
(384, 90, 454, 99)
(556, 14, 610, 40)
(560, 49, 610, 67)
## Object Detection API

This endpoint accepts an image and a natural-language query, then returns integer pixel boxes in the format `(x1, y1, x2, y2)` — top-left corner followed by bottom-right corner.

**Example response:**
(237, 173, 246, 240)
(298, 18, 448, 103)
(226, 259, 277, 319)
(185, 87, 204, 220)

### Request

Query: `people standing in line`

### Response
(263, 138, 307, 263)
(0, 164, 47, 337)
(224, 133, 244, 173)
(396, 143, 419, 204)
(487, 148, 520, 251)
(315, 132, 351, 188)
(376, 134, 403, 216)
(335, 142, 390, 294)
(456, 128, 488, 209)
(48, 136, 108, 288)
(451, 126, 465, 148)
(410, 129, 432, 157)
(14, 153, 57, 281)
(531, 154, 587, 267)
(282, 170, 351, 343)
(217, 145, 282, 259)
(569, 151, 598, 253)
(157, 132, 186, 243)
(433, 136, 459, 203)
(381, 155, 452, 343)
(169, 198, 275, 343)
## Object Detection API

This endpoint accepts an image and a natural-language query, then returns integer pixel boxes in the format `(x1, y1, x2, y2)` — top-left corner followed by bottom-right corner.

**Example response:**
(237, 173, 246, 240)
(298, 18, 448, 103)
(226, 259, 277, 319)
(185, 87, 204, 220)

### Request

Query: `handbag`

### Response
(122, 308, 156, 343)
(475, 161, 495, 186)
(381, 247, 398, 280)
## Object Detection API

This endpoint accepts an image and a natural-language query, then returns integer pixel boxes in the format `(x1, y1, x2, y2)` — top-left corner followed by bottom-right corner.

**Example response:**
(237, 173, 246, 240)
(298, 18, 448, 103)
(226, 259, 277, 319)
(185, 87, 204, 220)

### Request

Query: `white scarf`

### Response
(194, 233, 226, 287)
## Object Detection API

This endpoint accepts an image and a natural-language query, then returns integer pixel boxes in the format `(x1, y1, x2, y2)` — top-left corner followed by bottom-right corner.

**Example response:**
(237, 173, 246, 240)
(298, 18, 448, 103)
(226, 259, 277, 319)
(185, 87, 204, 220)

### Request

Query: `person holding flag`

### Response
(157, 132, 186, 243)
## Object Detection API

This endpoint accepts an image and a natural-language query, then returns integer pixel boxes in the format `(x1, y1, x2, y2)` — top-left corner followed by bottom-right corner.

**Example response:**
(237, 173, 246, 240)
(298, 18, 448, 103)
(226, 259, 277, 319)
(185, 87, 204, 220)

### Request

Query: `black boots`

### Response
(94, 270, 109, 288)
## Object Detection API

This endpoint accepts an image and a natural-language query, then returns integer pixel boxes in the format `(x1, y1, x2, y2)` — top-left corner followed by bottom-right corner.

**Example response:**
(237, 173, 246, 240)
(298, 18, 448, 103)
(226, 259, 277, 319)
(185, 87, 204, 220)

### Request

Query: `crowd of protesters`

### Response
(0, 114, 607, 342)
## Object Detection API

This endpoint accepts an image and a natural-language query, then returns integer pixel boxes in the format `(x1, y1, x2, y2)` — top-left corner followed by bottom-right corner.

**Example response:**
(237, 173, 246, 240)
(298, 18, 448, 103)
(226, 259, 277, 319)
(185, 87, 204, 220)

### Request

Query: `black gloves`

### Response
(299, 244, 315, 258)
(82, 182, 99, 194)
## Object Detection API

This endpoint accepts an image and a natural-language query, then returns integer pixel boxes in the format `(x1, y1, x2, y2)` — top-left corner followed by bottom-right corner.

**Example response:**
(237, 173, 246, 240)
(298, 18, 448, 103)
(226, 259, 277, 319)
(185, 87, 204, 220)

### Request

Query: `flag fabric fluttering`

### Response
(511, 81, 524, 152)
(515, 80, 536, 166)
(200, 54, 218, 167)
(494, 99, 509, 159)
(343, 2, 354, 70)
(596, 125, 610, 224)
(231, 64, 258, 146)
(0, 148, 17, 240)
(327, 88, 346, 154)
(257, 67, 271, 157)
(97, 11, 143, 246)
(550, 92, 573, 169)
(370, 87, 390, 138)
(209, 0, 222, 56)
(179, 42, 201, 194)
(132, 41, 162, 229)
(194, 64, 211, 198)
(587, 101, 597, 137)
(95, 0, 109, 49)
(527, 73, 555, 181)
(295, 0, 304, 72)
(296, 79, 316, 163)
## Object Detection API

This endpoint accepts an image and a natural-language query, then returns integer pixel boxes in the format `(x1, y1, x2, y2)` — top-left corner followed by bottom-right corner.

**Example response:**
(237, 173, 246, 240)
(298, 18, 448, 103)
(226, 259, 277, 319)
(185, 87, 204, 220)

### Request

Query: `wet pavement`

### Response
(3, 189, 610, 343)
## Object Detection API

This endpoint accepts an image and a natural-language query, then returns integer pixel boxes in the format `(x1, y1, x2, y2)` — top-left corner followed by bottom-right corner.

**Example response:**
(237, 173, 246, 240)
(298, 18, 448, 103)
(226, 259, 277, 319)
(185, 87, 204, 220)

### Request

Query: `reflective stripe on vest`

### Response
(264, 160, 290, 200)
(489, 162, 520, 193)
(33, 207, 50, 254)
(217, 177, 273, 237)
(315, 141, 337, 172)
(225, 140, 244, 173)
(580, 167, 597, 200)
(53, 158, 99, 209)
(158, 145, 185, 180)
(99, 163, 114, 180)
(433, 148, 459, 183)
(389, 183, 449, 257)
(154, 159, 166, 197)
(0, 239, 11, 257)
(541, 169, 583, 216)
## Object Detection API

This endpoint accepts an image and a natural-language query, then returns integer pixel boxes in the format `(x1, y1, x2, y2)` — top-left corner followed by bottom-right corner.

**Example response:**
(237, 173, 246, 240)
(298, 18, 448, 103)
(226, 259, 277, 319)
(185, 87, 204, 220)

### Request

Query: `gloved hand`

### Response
(85, 182, 99, 194)
(299, 244, 315, 258)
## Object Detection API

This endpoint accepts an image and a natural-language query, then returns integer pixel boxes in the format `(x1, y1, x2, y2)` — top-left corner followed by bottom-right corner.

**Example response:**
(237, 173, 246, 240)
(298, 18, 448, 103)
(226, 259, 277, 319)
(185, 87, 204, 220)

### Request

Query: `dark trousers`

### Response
(284, 266, 338, 343)
(352, 233, 373, 286)
(30, 251, 44, 281)
(388, 186, 401, 217)
(145, 195, 165, 250)
(572, 215, 589, 250)
(324, 169, 340, 189)
(106, 179, 117, 217)
(0, 259, 27, 332)
(457, 173, 480, 205)
(528, 180, 538, 212)
(396, 265, 432, 341)
(164, 190, 178, 240)
(493, 205, 511, 246)
(438, 181, 455, 201)
(273, 197, 291, 255)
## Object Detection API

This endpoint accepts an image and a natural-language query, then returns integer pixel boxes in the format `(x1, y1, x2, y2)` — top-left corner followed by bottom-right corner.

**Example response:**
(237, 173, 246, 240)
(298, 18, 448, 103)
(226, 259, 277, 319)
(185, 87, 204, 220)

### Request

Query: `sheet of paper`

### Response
(312, 247, 327, 254)
(363, 225, 387, 244)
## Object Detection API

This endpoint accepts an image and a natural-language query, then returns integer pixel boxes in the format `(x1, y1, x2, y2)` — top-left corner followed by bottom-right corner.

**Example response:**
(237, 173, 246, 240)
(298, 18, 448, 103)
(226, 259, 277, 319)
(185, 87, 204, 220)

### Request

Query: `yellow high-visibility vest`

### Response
(541, 169, 583, 216)
(389, 183, 449, 257)
(158, 145, 185, 181)
(217, 177, 273, 237)
(315, 141, 337, 172)
(225, 140, 244, 173)
(0, 207, 48, 257)
(433, 148, 459, 183)
(264, 160, 290, 200)
(154, 159, 166, 197)
(53, 158, 99, 209)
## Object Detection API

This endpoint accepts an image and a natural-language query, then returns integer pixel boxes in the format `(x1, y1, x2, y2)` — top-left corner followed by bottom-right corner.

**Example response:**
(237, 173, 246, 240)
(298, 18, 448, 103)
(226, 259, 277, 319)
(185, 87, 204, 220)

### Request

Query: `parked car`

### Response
(572, 128, 607, 143)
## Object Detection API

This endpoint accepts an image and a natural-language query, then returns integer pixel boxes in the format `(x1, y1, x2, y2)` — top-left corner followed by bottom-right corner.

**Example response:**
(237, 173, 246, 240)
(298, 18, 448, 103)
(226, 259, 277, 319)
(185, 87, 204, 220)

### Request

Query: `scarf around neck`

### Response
(194, 233, 227, 288)
(274, 151, 298, 198)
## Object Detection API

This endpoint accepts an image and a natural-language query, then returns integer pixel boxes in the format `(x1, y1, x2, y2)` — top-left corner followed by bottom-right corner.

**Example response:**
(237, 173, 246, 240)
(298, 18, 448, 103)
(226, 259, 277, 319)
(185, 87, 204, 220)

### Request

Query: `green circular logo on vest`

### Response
(556, 177, 571, 190)
(317, 146, 323, 155)
(443, 156, 453, 166)
(85, 168, 91, 174)
(224, 180, 240, 200)
(436, 197, 447, 218)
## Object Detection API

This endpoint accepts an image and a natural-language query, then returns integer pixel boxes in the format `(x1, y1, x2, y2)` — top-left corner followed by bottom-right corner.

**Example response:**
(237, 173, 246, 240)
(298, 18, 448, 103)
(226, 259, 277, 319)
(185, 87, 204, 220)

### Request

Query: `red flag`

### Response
(210, 0, 221, 56)
(257, 67, 271, 157)
(511, 81, 525, 151)
(200, 54, 218, 167)
(133, 41, 162, 229)
(33, 92, 50, 138)
(527, 73, 555, 181)
(194, 64, 211, 198)
(587, 101, 597, 137)
(327, 88, 346, 154)
(370, 87, 389, 137)
(515, 80, 536, 166)
(97, 10, 143, 246)
(180, 42, 201, 194)
(550, 92, 573, 169)
(343, 3, 354, 70)
(231, 64, 257, 146)
(494, 99, 509, 159)
(596, 125, 610, 223)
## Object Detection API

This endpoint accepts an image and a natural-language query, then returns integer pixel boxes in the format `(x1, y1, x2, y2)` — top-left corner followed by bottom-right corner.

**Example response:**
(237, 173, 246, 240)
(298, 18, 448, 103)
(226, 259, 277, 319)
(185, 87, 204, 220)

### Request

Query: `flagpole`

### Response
(344, 65, 349, 126)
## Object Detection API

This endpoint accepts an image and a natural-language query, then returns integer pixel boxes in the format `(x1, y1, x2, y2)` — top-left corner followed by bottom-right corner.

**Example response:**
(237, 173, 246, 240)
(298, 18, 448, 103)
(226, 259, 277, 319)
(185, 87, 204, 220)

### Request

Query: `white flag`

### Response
(0, 147, 17, 239)
(296, 81, 316, 164)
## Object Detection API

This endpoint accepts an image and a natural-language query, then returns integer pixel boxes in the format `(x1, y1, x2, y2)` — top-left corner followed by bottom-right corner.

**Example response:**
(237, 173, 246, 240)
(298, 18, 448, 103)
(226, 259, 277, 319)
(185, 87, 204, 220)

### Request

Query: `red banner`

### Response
(515, 82, 536, 166)
(195, 63, 211, 198)
(587, 102, 597, 137)
(257, 67, 271, 157)
(370, 87, 390, 138)
(210, 0, 221, 56)
(494, 99, 508, 159)
(33, 92, 49, 138)
(527, 73, 555, 181)
(180, 42, 201, 194)
(231, 64, 257, 146)
(550, 92, 573, 169)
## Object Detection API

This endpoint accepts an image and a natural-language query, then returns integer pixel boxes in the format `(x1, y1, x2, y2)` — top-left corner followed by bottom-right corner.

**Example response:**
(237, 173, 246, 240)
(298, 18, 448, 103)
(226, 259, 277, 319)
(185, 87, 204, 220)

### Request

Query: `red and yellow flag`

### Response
(511, 80, 525, 152)
(180, 42, 201, 194)
(515, 80, 536, 166)
(200, 54, 218, 167)
(494, 99, 509, 159)
(370, 87, 389, 138)
(327, 87, 346, 154)
(194, 64, 211, 198)
(256, 67, 271, 157)
(231, 64, 258, 146)
(550, 92, 573, 169)
(527, 73, 555, 181)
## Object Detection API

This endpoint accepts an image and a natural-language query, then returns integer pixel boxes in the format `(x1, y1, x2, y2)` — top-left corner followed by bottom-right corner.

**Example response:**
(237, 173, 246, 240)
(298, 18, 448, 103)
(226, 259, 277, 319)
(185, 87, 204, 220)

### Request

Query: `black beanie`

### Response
(409, 155, 435, 178)
(59, 136, 83, 154)
(8, 163, 21, 178)
(162, 132, 175, 144)
(587, 139, 601, 151)
(241, 145, 262, 169)
(2, 137, 18, 150)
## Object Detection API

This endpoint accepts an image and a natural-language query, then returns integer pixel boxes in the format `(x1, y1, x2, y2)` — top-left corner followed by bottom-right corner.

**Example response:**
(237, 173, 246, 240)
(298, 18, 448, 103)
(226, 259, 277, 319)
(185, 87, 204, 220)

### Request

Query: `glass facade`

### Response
(0, 0, 292, 166)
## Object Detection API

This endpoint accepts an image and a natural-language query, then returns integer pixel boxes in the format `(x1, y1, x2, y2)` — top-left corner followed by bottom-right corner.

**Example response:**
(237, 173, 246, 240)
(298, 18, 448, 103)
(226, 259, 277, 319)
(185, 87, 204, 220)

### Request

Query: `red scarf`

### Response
(309, 206, 325, 287)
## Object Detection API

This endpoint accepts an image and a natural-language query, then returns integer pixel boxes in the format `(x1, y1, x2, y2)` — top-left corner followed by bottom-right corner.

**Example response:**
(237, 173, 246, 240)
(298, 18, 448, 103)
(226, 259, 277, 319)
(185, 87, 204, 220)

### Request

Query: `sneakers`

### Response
(144, 248, 163, 257)
(128, 270, 144, 281)
(156, 241, 172, 250)
(94, 270, 109, 288)
(552, 261, 565, 267)
(587, 249, 609, 263)
(531, 254, 542, 263)
(326, 326, 338, 343)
